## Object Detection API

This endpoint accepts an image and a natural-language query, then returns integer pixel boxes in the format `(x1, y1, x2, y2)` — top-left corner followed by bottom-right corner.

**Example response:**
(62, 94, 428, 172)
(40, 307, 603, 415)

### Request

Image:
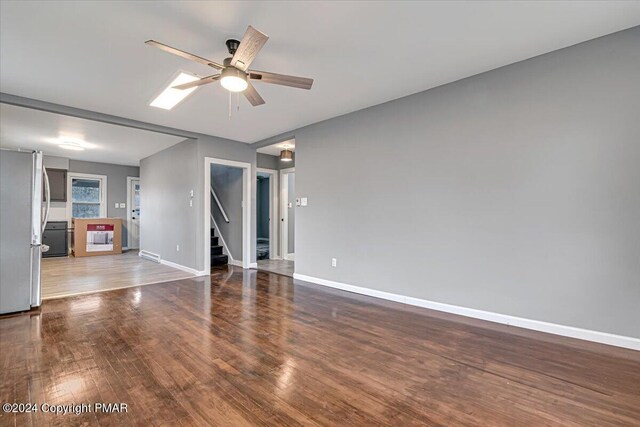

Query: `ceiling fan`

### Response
(146, 26, 313, 107)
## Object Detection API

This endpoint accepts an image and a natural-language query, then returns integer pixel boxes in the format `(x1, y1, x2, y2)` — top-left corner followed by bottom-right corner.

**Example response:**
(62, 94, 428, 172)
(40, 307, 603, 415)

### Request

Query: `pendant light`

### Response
(280, 148, 293, 162)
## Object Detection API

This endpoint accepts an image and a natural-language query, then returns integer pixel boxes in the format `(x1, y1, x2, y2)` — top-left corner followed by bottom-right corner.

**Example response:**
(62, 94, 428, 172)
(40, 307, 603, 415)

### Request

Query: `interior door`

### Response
(128, 178, 141, 249)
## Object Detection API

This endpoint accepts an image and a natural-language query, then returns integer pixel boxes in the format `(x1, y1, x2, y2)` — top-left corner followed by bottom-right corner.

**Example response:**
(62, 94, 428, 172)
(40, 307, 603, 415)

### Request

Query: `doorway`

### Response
(127, 177, 140, 249)
(256, 167, 295, 277)
(203, 157, 252, 274)
(256, 168, 278, 261)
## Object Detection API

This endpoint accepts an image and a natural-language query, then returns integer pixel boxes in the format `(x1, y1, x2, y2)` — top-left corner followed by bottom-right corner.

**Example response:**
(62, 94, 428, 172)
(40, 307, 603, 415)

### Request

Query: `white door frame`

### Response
(126, 176, 140, 250)
(204, 157, 252, 273)
(257, 168, 279, 260)
(279, 167, 295, 260)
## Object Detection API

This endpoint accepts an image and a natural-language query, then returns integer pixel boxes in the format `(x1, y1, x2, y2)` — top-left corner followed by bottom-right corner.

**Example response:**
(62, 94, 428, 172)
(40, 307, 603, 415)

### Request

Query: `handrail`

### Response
(211, 187, 230, 223)
(210, 211, 234, 262)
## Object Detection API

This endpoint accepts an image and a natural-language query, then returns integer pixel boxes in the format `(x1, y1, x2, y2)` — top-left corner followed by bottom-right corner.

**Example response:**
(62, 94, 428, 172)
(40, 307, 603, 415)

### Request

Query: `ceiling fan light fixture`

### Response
(280, 149, 293, 162)
(220, 68, 248, 92)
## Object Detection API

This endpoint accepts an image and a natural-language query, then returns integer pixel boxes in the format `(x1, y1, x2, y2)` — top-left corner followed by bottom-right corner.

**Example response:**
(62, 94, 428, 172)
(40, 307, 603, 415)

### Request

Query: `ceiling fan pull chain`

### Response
(237, 92, 240, 112)
(228, 91, 232, 120)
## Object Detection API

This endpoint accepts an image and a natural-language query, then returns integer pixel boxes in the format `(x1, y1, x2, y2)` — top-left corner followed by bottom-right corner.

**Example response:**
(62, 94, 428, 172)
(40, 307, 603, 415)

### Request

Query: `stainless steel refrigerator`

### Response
(0, 150, 50, 314)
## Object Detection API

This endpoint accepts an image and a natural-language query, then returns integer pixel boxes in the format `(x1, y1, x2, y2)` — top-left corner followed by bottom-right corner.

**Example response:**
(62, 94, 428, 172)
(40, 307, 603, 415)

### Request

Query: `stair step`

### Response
(210, 245, 223, 256)
(211, 236, 219, 246)
(211, 254, 228, 266)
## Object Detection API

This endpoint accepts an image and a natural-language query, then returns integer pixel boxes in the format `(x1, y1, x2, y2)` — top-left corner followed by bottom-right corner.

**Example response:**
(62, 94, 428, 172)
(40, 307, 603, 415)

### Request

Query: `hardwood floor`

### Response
(41, 251, 194, 299)
(256, 259, 294, 277)
(2, 266, 639, 426)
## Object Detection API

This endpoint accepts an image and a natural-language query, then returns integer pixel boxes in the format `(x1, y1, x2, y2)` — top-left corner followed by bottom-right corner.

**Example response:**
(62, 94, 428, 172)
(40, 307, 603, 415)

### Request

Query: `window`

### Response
(67, 173, 107, 219)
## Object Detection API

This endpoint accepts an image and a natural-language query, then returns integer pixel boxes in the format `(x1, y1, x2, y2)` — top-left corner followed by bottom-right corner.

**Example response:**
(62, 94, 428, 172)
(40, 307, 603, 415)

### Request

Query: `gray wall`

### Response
(211, 164, 244, 260)
(257, 153, 278, 170)
(255, 27, 640, 338)
(140, 139, 198, 268)
(69, 160, 139, 247)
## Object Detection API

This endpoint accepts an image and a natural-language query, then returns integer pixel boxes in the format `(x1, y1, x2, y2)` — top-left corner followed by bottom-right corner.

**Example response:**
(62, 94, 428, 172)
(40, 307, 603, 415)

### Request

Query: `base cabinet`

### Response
(42, 221, 68, 258)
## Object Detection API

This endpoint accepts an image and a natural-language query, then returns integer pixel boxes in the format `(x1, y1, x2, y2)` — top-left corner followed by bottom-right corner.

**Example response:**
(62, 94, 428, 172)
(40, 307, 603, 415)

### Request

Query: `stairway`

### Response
(211, 228, 228, 267)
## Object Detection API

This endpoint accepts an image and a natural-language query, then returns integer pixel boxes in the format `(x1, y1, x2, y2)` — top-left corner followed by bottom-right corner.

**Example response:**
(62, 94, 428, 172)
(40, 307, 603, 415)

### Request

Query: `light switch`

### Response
(301, 197, 308, 206)
(296, 198, 301, 207)
(114, 202, 119, 209)
(119, 203, 126, 208)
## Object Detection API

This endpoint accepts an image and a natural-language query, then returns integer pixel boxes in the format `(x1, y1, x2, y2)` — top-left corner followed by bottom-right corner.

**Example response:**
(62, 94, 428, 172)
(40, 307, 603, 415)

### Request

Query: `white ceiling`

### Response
(0, 104, 185, 166)
(1, 2, 639, 144)
(257, 139, 295, 156)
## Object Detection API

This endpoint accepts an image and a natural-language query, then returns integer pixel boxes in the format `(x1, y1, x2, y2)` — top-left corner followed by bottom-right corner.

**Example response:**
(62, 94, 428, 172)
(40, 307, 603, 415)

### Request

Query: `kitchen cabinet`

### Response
(42, 221, 68, 258)
(45, 168, 67, 202)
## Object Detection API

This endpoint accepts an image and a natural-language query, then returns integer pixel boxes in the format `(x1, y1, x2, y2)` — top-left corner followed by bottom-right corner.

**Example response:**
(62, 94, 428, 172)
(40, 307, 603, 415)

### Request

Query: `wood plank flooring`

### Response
(256, 259, 294, 277)
(41, 251, 194, 299)
(2, 266, 639, 426)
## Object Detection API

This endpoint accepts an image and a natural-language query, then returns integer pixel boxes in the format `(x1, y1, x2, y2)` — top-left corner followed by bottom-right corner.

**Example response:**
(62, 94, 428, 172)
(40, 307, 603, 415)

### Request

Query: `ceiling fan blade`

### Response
(249, 70, 313, 90)
(145, 40, 224, 70)
(173, 74, 221, 90)
(243, 81, 265, 106)
(230, 26, 269, 72)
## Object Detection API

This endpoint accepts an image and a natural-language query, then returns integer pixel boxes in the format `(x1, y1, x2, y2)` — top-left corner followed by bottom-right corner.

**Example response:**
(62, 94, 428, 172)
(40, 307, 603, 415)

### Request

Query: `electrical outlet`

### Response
(331, 258, 337, 267)
(176, 245, 180, 252)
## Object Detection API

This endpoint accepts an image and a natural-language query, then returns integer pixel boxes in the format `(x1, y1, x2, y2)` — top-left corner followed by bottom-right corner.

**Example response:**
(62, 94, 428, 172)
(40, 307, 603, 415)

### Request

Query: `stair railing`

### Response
(211, 187, 230, 223)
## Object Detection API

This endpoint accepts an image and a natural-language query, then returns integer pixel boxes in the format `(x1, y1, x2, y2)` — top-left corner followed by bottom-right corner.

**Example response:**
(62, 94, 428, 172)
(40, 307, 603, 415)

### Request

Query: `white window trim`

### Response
(67, 172, 108, 224)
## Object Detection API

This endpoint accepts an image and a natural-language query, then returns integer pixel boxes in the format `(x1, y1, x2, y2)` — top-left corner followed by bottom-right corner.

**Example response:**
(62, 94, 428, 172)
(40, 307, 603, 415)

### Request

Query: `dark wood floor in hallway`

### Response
(1, 266, 639, 426)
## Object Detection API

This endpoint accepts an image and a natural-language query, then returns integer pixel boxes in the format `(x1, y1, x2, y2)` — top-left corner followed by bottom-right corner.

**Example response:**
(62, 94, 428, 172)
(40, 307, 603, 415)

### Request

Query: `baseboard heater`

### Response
(139, 250, 161, 263)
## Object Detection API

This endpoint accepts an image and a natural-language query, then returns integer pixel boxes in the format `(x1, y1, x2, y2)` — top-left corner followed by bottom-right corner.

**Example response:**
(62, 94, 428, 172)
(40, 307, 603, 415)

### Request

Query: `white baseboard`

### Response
(293, 273, 640, 351)
(249, 262, 258, 269)
(285, 253, 295, 261)
(228, 259, 243, 267)
(160, 259, 206, 276)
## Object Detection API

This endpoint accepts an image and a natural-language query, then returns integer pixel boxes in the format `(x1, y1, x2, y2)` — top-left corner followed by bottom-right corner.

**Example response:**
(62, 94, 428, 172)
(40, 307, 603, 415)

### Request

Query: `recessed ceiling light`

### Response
(150, 72, 200, 110)
(59, 144, 85, 151)
(46, 139, 96, 151)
